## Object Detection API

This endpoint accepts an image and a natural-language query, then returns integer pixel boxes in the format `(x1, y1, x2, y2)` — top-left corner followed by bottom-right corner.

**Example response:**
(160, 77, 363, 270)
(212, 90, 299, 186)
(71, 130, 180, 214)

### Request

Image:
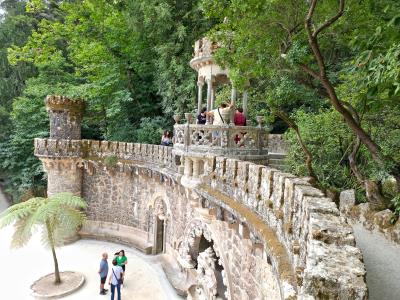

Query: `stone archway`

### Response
(148, 195, 170, 255)
(179, 219, 232, 300)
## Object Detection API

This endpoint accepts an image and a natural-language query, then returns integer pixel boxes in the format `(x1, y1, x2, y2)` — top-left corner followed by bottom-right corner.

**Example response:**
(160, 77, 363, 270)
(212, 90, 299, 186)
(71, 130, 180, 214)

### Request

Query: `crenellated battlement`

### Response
(45, 95, 85, 115)
(34, 138, 176, 168)
(34, 137, 366, 299)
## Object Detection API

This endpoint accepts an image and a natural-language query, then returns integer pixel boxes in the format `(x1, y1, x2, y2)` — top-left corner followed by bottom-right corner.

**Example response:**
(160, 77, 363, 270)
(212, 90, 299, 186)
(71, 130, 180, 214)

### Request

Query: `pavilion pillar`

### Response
(230, 87, 237, 124)
(197, 80, 204, 117)
(210, 87, 215, 111)
(243, 91, 248, 117)
(206, 78, 213, 124)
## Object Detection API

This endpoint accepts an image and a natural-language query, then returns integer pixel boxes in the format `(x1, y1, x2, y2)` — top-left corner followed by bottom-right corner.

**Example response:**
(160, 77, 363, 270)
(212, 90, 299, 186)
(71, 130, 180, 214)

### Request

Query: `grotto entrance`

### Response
(190, 234, 227, 300)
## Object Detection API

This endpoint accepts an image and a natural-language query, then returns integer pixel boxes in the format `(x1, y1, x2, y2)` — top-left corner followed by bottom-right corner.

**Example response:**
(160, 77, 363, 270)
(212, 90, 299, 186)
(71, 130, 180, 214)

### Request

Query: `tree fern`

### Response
(0, 192, 87, 284)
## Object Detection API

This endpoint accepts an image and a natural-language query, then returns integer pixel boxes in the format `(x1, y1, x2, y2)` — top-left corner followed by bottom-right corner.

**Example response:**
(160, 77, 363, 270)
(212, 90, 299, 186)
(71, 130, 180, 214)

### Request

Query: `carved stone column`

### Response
(42, 159, 82, 197)
(192, 158, 201, 178)
(41, 95, 85, 197)
(197, 80, 204, 117)
(243, 90, 248, 117)
(210, 87, 215, 111)
(206, 78, 213, 124)
(184, 157, 193, 177)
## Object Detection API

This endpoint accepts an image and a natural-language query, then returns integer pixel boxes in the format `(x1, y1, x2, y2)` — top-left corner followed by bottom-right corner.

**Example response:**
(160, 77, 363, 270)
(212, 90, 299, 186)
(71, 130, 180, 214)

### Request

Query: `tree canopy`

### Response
(0, 0, 399, 212)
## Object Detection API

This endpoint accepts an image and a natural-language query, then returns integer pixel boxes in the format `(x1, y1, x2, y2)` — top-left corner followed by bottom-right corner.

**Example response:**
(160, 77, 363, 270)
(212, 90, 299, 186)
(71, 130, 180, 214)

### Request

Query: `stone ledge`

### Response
(79, 220, 153, 254)
(31, 271, 85, 299)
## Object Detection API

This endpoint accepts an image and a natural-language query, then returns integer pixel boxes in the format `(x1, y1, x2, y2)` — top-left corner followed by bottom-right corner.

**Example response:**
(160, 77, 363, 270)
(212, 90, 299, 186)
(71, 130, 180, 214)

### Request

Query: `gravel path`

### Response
(0, 191, 181, 300)
(352, 224, 400, 300)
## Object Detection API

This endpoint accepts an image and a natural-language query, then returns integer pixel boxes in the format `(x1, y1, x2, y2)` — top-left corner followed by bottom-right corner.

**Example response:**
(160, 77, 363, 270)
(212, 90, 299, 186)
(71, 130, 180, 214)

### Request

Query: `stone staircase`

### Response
(268, 153, 286, 169)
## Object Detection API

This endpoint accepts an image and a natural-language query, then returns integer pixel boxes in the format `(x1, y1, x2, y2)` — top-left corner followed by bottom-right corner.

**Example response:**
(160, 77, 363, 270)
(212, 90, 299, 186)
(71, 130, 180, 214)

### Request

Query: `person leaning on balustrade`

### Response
(197, 107, 207, 124)
(206, 103, 235, 141)
(207, 102, 234, 125)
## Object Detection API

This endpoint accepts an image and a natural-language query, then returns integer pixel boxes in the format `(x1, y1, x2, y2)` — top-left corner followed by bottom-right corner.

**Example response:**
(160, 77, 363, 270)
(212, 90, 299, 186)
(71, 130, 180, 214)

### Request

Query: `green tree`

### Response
(0, 192, 87, 284)
(202, 0, 400, 206)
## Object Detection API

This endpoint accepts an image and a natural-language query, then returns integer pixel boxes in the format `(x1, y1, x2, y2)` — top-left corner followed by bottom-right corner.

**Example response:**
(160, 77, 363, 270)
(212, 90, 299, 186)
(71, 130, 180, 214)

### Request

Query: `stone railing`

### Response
(203, 157, 366, 299)
(268, 134, 288, 154)
(34, 138, 177, 169)
(173, 124, 269, 157)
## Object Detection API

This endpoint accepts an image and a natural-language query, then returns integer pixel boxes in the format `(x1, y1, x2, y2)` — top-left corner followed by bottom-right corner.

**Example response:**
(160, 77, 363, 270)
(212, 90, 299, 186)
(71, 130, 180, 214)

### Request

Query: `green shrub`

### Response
(134, 117, 172, 145)
(104, 155, 118, 168)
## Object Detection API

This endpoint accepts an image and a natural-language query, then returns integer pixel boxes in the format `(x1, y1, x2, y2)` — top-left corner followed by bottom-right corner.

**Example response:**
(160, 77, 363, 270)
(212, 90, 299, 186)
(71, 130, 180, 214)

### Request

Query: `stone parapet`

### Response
(34, 138, 84, 158)
(206, 158, 367, 299)
(34, 138, 367, 299)
(268, 134, 288, 154)
(34, 138, 177, 169)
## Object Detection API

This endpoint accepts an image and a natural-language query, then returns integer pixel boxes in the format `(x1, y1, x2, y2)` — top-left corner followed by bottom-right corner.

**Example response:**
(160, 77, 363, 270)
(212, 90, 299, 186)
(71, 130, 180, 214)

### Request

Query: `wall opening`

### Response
(154, 216, 165, 254)
(189, 234, 227, 300)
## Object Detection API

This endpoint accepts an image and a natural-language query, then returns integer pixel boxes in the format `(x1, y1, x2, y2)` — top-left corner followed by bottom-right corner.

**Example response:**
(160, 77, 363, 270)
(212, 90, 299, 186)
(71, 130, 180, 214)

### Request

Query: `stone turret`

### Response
(39, 95, 85, 197)
(45, 95, 84, 140)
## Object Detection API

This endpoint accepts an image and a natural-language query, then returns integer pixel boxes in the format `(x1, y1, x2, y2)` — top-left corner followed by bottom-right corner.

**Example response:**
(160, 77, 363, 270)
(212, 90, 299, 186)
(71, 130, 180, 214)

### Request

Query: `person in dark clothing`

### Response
(197, 107, 207, 124)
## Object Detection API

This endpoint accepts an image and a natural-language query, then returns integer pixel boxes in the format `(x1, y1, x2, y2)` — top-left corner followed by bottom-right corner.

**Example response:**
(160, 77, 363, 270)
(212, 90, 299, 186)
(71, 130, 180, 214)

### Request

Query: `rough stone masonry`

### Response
(35, 95, 368, 300)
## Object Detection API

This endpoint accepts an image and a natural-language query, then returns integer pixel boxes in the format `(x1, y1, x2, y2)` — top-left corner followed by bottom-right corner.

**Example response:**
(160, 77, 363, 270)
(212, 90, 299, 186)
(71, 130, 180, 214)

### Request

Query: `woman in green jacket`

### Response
(115, 250, 128, 275)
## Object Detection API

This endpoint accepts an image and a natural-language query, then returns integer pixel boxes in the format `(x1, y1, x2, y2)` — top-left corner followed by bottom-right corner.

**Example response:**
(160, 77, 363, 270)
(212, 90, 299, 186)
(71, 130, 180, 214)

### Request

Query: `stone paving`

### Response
(352, 224, 400, 300)
(0, 196, 181, 300)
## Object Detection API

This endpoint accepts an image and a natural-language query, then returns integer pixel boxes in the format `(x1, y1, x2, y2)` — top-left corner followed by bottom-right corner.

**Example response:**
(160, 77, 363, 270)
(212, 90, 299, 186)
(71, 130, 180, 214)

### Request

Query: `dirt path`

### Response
(0, 188, 9, 212)
(352, 224, 400, 300)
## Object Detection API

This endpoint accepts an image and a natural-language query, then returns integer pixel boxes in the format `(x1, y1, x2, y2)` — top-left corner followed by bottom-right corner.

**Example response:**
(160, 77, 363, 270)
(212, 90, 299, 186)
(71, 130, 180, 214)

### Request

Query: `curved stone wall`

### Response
(35, 138, 368, 299)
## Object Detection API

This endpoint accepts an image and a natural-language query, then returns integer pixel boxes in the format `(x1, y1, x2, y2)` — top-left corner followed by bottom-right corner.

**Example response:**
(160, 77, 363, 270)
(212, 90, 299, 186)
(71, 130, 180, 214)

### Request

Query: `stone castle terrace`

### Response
(34, 98, 368, 299)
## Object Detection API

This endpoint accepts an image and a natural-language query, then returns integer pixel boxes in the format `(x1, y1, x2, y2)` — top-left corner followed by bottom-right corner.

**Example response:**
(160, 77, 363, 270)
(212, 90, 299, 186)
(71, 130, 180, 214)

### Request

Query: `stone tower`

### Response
(46, 95, 84, 140)
(40, 95, 85, 197)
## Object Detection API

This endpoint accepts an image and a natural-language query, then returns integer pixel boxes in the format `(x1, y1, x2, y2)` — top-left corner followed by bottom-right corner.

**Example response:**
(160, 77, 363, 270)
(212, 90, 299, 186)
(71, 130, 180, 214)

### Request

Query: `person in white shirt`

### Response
(108, 259, 124, 300)
(206, 103, 235, 142)
(207, 102, 234, 125)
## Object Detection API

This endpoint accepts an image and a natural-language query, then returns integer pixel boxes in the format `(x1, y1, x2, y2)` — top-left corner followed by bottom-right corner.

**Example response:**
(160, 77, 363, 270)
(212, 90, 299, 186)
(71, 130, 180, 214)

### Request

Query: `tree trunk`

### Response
(274, 110, 317, 184)
(303, 0, 400, 192)
(46, 220, 61, 284)
(365, 180, 389, 211)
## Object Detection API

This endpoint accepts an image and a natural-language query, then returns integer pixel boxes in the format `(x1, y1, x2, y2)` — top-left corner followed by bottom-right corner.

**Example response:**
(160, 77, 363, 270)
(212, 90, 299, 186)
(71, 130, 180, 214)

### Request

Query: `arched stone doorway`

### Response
(149, 196, 169, 255)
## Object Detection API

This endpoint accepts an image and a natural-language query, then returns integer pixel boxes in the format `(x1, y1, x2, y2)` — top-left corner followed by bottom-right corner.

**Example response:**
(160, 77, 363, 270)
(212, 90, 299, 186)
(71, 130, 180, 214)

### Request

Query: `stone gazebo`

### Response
(173, 38, 276, 188)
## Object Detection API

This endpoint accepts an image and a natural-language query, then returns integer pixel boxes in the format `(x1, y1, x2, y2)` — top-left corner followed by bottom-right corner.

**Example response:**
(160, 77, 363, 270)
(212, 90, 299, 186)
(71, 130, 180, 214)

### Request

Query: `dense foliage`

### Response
(0, 0, 212, 200)
(202, 0, 400, 208)
(0, 0, 399, 211)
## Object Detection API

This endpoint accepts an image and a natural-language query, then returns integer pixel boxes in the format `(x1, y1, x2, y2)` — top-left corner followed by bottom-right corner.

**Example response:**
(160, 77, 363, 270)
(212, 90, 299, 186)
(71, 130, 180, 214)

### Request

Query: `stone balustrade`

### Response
(268, 134, 288, 154)
(173, 124, 269, 157)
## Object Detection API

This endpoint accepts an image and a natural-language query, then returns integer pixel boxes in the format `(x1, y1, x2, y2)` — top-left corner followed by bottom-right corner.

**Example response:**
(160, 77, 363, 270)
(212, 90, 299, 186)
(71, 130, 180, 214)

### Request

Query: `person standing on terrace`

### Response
(207, 102, 234, 125)
(234, 107, 246, 126)
(197, 107, 207, 124)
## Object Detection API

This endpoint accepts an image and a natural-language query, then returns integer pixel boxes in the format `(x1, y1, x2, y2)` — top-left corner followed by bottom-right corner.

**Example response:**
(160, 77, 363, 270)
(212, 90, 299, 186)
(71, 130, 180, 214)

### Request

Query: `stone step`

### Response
(269, 158, 285, 164)
(268, 153, 286, 159)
